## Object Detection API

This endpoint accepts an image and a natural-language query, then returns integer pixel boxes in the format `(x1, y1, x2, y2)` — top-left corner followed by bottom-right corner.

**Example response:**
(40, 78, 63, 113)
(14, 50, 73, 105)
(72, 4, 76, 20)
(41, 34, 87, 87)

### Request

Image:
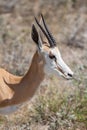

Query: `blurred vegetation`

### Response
(0, 0, 87, 130)
(29, 68, 87, 130)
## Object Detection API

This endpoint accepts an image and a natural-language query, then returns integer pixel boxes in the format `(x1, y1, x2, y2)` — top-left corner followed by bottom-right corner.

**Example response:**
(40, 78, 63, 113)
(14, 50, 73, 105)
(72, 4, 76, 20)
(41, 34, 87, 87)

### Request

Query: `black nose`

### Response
(68, 73, 73, 77)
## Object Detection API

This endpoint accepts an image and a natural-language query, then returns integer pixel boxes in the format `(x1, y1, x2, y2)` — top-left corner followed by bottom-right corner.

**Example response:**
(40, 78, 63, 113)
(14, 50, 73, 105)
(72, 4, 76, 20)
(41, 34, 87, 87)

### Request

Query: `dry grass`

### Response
(0, 69, 86, 130)
(0, 0, 87, 130)
(28, 70, 87, 130)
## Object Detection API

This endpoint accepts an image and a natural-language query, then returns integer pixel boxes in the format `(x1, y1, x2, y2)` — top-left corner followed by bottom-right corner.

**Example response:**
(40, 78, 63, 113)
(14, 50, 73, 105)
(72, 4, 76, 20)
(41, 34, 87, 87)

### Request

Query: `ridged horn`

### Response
(35, 15, 56, 47)
(41, 14, 56, 47)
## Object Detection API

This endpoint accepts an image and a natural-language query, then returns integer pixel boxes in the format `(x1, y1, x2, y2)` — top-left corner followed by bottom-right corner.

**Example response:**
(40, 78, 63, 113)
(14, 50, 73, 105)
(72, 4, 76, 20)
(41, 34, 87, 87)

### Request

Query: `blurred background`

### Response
(0, 0, 87, 130)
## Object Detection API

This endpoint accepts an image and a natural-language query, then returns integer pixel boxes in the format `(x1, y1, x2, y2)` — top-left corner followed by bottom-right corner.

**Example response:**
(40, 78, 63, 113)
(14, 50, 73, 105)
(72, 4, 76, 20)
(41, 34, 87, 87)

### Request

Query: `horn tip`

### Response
(40, 13, 43, 17)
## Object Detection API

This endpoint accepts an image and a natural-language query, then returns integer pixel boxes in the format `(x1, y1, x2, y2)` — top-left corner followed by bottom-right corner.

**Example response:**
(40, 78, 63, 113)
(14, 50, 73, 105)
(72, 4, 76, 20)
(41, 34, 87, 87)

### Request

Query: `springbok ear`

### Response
(31, 24, 42, 50)
(31, 24, 39, 45)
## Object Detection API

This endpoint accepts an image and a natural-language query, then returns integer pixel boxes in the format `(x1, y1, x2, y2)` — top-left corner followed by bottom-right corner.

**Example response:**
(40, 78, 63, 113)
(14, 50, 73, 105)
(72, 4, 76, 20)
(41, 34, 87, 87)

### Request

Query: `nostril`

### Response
(68, 73, 73, 77)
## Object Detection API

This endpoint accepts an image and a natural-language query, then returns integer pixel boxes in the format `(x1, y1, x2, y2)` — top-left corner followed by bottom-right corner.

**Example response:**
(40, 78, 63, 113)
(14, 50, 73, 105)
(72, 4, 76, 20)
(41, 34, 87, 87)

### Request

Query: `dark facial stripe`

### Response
(57, 66, 65, 76)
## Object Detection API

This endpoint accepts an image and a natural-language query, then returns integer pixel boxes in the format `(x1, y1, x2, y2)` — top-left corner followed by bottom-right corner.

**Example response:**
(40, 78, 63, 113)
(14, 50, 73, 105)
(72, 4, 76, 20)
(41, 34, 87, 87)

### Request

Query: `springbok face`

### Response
(31, 14, 73, 79)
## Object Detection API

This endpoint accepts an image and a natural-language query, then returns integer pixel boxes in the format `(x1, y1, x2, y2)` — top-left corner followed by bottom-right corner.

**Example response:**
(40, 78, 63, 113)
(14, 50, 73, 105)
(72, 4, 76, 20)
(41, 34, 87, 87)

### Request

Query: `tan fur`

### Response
(0, 51, 45, 108)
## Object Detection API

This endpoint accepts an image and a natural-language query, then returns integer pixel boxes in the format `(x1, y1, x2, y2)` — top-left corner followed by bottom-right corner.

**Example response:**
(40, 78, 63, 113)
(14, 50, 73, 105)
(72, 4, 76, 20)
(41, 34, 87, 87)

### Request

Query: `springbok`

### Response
(0, 14, 73, 115)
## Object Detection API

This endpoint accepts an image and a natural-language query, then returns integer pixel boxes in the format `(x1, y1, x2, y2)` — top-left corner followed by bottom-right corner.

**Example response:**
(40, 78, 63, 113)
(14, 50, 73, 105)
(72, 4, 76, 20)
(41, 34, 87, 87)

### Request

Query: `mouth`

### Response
(56, 66, 73, 80)
(62, 73, 73, 80)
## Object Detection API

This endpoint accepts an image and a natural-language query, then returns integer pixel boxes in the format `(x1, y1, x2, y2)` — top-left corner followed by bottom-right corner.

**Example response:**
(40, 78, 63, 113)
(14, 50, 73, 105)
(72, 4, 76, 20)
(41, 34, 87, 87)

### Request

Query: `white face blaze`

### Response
(31, 15, 73, 79)
(42, 46, 73, 79)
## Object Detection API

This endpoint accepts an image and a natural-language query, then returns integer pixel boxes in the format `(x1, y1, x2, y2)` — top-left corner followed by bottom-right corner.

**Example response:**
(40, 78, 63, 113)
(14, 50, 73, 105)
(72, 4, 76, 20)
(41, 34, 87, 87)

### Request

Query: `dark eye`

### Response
(49, 55, 56, 61)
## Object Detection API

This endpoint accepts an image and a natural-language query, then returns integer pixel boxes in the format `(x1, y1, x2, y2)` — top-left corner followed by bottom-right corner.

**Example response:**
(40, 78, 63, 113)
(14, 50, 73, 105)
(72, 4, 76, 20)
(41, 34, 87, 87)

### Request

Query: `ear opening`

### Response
(31, 24, 43, 50)
(31, 24, 39, 45)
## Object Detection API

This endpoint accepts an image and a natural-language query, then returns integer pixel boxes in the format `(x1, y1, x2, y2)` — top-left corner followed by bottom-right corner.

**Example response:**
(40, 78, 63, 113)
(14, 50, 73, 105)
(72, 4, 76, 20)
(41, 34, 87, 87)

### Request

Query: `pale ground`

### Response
(0, 0, 87, 129)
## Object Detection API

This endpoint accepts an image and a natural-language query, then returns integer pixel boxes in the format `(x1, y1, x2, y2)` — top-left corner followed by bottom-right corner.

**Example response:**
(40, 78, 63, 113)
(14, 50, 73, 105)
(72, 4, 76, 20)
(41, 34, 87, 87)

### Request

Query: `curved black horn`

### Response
(41, 14, 56, 47)
(35, 17, 53, 47)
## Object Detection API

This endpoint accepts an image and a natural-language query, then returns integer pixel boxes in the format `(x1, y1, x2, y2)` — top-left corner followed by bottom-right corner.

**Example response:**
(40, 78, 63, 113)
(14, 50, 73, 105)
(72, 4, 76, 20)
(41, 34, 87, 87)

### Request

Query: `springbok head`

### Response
(31, 14, 73, 79)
